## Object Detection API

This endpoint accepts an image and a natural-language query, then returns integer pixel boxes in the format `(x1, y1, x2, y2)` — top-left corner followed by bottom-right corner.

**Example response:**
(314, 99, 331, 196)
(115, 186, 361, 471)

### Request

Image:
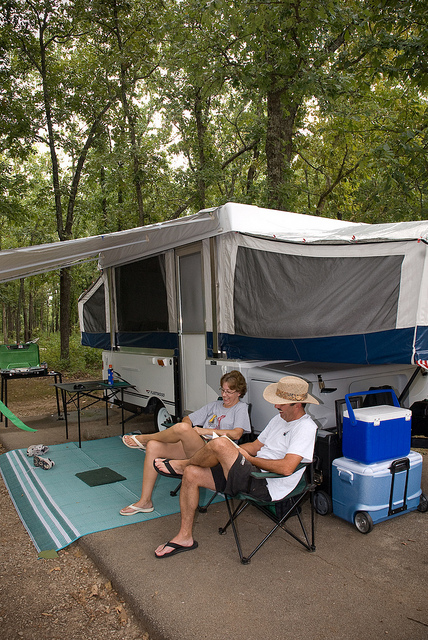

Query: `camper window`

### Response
(116, 255, 168, 332)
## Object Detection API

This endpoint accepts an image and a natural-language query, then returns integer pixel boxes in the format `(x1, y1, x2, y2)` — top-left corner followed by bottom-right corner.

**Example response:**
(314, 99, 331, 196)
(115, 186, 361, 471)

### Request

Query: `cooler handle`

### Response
(345, 389, 400, 426)
(388, 457, 410, 516)
(338, 469, 353, 484)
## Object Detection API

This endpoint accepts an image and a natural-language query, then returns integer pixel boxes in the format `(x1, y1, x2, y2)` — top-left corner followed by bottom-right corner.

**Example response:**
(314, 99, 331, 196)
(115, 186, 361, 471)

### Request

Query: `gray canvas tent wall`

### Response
(73, 203, 428, 367)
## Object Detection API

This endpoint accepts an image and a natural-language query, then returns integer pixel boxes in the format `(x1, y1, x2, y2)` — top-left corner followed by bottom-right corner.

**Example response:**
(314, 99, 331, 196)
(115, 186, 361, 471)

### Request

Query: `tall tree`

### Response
(1, 0, 117, 358)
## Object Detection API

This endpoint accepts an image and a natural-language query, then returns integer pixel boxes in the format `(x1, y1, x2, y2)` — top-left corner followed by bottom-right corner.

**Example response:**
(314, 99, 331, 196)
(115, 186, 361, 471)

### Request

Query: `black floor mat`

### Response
(75, 467, 126, 486)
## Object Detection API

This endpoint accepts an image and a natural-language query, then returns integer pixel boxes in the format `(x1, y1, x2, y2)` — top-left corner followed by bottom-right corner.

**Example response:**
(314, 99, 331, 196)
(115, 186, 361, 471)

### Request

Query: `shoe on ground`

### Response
(33, 455, 55, 470)
(27, 444, 49, 457)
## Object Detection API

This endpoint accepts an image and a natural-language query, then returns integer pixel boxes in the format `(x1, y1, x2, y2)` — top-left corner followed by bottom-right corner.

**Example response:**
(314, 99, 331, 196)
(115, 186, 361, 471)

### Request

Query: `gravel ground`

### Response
(0, 445, 151, 640)
(0, 376, 152, 640)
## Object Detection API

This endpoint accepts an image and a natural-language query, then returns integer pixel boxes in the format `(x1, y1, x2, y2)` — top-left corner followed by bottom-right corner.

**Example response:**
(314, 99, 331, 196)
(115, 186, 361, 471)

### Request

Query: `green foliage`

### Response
(39, 328, 102, 378)
(0, 0, 426, 226)
(1, 0, 428, 359)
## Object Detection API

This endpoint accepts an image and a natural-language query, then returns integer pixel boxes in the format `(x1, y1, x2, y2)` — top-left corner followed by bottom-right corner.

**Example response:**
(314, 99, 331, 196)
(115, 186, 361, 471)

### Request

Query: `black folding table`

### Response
(54, 379, 134, 447)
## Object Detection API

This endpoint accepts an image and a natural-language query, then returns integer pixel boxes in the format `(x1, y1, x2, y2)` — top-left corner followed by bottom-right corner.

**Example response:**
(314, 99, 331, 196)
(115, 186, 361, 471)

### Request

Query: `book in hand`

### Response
(211, 431, 240, 448)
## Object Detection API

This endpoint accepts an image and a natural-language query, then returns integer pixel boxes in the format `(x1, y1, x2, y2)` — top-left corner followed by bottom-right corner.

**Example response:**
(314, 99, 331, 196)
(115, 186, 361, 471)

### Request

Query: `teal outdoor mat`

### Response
(0, 436, 222, 553)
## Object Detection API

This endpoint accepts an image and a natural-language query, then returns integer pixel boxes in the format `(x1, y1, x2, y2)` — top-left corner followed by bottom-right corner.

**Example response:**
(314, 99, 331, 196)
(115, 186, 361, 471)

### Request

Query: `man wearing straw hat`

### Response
(153, 376, 319, 558)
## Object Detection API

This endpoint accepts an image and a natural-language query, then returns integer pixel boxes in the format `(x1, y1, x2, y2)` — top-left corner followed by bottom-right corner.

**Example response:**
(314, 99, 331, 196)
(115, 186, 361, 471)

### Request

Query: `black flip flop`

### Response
(153, 458, 183, 479)
(155, 540, 198, 558)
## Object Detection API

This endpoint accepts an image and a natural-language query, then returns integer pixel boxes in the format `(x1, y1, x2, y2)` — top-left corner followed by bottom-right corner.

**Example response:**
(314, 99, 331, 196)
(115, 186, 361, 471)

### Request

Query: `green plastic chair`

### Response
(218, 462, 317, 564)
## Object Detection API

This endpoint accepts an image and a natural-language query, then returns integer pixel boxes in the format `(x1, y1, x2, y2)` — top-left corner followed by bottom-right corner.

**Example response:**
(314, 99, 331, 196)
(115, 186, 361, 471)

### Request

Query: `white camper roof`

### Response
(0, 202, 427, 282)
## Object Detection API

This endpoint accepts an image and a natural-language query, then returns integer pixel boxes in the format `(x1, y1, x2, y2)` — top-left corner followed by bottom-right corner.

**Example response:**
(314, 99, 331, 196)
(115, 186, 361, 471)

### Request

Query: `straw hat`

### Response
(263, 376, 319, 405)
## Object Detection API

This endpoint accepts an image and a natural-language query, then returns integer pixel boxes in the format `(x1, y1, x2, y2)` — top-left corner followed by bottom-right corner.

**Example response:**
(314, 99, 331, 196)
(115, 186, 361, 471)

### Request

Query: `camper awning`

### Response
(0, 211, 221, 282)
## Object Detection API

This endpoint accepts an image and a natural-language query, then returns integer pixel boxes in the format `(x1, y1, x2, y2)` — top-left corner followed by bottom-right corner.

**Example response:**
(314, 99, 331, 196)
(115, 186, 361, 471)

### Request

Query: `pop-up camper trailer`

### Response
(76, 202, 428, 433)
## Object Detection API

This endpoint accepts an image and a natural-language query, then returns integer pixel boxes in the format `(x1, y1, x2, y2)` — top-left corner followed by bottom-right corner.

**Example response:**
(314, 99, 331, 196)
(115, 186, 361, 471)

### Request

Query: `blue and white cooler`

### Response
(342, 390, 411, 464)
(332, 389, 427, 532)
(332, 451, 424, 532)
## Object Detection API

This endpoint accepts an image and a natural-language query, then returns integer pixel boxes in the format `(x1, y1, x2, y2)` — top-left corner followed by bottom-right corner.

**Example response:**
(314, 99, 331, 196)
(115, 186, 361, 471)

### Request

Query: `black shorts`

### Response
(211, 453, 271, 501)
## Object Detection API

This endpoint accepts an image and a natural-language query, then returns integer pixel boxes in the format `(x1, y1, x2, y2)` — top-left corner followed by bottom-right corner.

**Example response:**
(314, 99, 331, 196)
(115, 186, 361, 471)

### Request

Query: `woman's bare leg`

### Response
(122, 421, 200, 449)
(120, 423, 206, 514)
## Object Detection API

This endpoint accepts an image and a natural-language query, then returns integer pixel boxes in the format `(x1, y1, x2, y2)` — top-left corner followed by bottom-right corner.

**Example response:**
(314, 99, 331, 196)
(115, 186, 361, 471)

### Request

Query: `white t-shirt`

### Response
(257, 413, 317, 500)
(188, 400, 251, 434)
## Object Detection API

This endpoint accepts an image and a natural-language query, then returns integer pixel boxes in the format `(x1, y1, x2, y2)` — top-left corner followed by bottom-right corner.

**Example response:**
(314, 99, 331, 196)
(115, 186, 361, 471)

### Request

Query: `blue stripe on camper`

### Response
(219, 327, 415, 365)
(116, 332, 179, 351)
(414, 326, 428, 361)
(81, 331, 179, 351)
(81, 332, 111, 349)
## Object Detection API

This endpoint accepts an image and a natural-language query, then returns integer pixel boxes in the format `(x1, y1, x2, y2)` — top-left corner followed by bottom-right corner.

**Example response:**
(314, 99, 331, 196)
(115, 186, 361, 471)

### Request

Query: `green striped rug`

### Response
(0, 436, 221, 553)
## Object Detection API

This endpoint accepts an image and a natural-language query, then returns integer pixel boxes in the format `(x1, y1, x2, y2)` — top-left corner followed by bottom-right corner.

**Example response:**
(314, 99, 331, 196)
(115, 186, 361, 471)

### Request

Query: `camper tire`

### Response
(314, 490, 333, 516)
(154, 402, 174, 432)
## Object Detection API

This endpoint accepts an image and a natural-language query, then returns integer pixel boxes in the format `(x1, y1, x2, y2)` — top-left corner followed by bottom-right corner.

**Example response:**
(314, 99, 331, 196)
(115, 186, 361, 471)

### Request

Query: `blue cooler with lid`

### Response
(342, 390, 411, 465)
(332, 452, 423, 532)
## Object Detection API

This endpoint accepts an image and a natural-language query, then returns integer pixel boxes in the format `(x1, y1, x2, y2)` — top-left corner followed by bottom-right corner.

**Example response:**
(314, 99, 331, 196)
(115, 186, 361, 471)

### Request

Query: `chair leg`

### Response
(275, 493, 316, 552)
(218, 496, 250, 534)
(219, 495, 252, 564)
(170, 481, 181, 497)
(221, 491, 316, 563)
(198, 491, 219, 513)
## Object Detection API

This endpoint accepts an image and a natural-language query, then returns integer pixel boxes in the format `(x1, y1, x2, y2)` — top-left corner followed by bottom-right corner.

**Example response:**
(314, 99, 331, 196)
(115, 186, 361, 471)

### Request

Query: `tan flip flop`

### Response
(120, 503, 154, 516)
(122, 434, 146, 450)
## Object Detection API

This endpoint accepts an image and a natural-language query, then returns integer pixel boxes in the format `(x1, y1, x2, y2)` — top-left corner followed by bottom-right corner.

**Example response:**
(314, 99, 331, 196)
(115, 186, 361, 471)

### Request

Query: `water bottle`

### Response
(107, 364, 114, 385)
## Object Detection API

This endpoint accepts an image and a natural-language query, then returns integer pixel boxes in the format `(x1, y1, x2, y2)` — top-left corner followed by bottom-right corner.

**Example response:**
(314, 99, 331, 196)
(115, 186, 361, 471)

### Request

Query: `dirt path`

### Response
(0, 377, 151, 640)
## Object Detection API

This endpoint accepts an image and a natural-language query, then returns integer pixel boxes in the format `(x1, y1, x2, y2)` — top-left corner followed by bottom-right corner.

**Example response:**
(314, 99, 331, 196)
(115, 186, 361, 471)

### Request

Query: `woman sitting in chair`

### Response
(119, 370, 251, 516)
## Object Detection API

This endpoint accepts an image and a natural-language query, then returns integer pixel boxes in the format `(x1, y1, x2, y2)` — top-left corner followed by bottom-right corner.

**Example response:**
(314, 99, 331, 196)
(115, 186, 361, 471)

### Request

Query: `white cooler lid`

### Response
(343, 405, 411, 423)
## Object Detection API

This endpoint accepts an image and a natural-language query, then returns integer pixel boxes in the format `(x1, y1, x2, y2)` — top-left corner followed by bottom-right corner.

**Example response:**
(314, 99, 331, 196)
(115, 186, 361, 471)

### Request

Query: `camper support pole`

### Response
(209, 237, 219, 356)
(173, 355, 182, 421)
(398, 367, 422, 405)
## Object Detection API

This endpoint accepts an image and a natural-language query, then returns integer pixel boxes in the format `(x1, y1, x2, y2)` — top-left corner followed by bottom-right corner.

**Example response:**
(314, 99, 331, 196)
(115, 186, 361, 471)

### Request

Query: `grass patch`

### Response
(38, 329, 102, 378)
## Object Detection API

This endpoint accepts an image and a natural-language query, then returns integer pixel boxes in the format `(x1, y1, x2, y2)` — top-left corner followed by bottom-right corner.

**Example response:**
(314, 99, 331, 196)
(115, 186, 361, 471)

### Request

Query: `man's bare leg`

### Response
(154, 465, 215, 556)
(154, 439, 240, 556)
(154, 435, 239, 477)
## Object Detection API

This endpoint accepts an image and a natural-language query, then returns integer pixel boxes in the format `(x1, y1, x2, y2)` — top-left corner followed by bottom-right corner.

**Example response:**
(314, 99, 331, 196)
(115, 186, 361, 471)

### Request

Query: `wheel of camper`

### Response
(314, 490, 333, 516)
(154, 402, 174, 432)
(417, 492, 428, 512)
(354, 511, 374, 534)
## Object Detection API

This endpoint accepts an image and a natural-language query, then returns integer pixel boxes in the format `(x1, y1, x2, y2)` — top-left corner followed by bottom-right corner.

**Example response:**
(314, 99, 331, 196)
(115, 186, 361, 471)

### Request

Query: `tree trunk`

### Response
(28, 290, 34, 341)
(60, 268, 71, 361)
(113, 3, 145, 227)
(39, 301, 43, 335)
(246, 147, 260, 195)
(101, 166, 108, 230)
(7, 305, 12, 342)
(265, 89, 298, 210)
(2, 304, 7, 344)
(194, 89, 208, 210)
(39, 18, 113, 361)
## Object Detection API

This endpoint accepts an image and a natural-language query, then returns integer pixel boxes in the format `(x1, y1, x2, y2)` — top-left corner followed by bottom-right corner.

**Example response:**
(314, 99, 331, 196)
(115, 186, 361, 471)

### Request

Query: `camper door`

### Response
(176, 244, 207, 412)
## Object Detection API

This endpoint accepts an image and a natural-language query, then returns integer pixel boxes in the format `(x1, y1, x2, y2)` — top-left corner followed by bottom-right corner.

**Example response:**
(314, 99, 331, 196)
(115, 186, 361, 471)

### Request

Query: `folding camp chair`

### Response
(218, 462, 317, 564)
